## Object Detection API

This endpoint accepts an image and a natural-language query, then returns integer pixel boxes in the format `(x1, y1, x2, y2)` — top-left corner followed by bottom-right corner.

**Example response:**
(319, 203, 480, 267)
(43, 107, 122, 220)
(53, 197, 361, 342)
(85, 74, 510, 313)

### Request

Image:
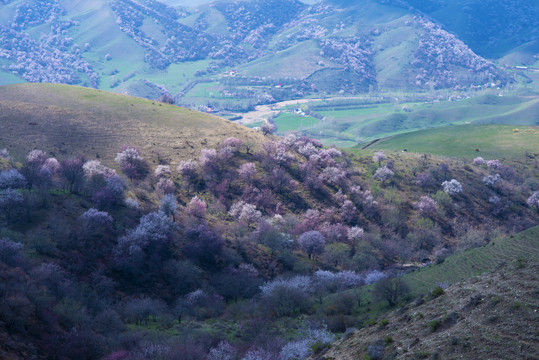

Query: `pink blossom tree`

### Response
(22, 149, 47, 189)
(260, 122, 276, 136)
(373, 166, 393, 184)
(177, 159, 198, 192)
(60, 157, 85, 193)
(229, 201, 262, 225)
(186, 196, 207, 218)
(319, 166, 347, 187)
(154, 165, 171, 178)
(486, 159, 502, 170)
(415, 195, 437, 218)
(223, 137, 243, 153)
(527, 191, 539, 210)
(372, 151, 386, 165)
(442, 179, 462, 196)
(156, 178, 175, 195)
(473, 157, 485, 166)
(115, 146, 149, 180)
(238, 162, 257, 184)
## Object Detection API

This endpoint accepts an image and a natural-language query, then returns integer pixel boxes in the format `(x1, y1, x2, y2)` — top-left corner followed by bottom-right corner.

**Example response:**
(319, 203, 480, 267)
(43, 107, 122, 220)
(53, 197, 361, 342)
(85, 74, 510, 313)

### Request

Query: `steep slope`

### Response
(231, 0, 506, 91)
(313, 235, 539, 359)
(0, 83, 265, 164)
(0, 84, 538, 359)
(402, 0, 539, 60)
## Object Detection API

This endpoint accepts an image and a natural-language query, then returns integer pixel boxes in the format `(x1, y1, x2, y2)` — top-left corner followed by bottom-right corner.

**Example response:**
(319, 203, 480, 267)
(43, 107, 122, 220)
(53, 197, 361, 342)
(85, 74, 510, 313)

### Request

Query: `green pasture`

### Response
(274, 113, 320, 133)
(184, 81, 221, 98)
(365, 124, 539, 159)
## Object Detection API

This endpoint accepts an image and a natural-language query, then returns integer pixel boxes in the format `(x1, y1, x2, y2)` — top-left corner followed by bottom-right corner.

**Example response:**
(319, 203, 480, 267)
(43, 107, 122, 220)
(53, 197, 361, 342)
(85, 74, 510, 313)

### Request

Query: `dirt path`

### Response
(236, 98, 321, 124)
(235, 96, 373, 124)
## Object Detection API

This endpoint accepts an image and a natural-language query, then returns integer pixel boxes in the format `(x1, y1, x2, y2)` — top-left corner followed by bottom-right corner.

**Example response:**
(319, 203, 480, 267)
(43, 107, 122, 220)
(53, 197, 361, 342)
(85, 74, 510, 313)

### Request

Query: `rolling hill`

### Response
(402, 225, 539, 296)
(250, 93, 539, 147)
(363, 124, 539, 159)
(402, 0, 539, 59)
(0, 83, 265, 165)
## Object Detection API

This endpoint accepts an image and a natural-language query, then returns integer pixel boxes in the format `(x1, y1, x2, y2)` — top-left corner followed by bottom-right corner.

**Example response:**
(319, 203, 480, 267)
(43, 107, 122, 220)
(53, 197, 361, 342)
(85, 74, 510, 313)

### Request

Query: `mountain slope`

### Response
(0, 83, 538, 360)
(312, 226, 539, 359)
(315, 257, 539, 359)
(0, 0, 513, 101)
(403, 0, 539, 60)
(0, 83, 265, 164)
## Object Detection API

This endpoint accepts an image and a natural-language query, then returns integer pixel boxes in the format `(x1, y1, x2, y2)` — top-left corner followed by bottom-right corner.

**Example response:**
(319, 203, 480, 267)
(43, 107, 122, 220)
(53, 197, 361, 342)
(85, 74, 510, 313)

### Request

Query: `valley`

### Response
(1, 0, 537, 137)
(0, 1, 538, 359)
(0, 83, 538, 359)
(235, 93, 539, 147)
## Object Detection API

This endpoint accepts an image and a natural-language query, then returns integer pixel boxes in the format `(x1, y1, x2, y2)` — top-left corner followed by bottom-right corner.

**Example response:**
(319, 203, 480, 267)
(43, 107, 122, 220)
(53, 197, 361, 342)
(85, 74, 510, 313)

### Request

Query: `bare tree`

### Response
(372, 277, 410, 307)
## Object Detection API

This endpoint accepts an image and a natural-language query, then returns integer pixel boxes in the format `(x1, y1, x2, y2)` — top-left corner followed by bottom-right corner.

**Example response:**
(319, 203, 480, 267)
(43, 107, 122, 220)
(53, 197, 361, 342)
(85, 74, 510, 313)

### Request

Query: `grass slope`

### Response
(2, 0, 533, 104)
(0, 83, 265, 165)
(347, 226, 539, 321)
(60, 0, 148, 87)
(239, 40, 328, 79)
(364, 124, 539, 159)
(274, 113, 320, 133)
(404, 226, 539, 297)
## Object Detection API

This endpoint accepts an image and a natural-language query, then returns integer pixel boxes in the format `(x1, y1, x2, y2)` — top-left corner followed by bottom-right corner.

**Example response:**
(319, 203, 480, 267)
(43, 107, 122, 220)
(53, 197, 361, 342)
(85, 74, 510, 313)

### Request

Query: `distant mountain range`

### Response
(0, 0, 537, 104)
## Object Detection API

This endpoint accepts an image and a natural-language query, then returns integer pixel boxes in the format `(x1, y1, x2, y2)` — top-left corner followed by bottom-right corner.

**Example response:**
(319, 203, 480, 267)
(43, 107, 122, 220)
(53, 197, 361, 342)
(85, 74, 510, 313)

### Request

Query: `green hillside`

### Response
(0, 0, 521, 104)
(500, 40, 539, 66)
(1, 0, 537, 151)
(0, 81, 538, 360)
(364, 124, 539, 159)
(239, 40, 328, 79)
(339, 226, 539, 333)
(399, 0, 539, 59)
(404, 225, 539, 296)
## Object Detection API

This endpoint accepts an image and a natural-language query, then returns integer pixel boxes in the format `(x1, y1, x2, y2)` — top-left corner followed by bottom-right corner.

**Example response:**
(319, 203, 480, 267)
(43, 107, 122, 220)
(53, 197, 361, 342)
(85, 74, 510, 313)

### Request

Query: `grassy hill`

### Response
(500, 40, 539, 67)
(0, 83, 265, 165)
(317, 229, 539, 359)
(363, 124, 539, 159)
